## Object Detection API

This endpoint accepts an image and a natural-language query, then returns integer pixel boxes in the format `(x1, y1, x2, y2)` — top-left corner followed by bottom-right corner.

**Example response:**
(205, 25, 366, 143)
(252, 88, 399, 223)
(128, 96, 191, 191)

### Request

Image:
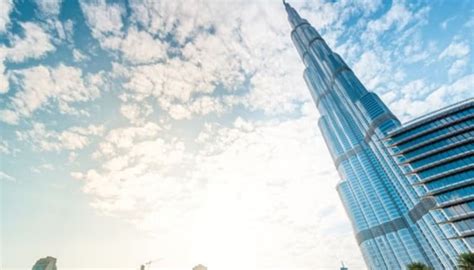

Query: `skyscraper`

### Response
(283, 1, 471, 269)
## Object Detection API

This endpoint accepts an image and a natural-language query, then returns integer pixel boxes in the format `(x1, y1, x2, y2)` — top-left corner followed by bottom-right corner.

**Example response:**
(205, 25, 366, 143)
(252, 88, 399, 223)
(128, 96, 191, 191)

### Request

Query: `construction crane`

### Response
(139, 258, 162, 270)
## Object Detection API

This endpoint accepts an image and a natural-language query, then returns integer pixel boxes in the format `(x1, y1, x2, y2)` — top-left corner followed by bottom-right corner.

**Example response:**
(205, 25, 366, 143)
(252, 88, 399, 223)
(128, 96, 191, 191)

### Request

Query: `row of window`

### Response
(436, 185, 474, 204)
(425, 170, 474, 191)
(341, 152, 404, 229)
(357, 93, 386, 121)
(390, 107, 473, 143)
(304, 68, 327, 97)
(333, 70, 366, 102)
(444, 201, 474, 218)
(410, 143, 474, 170)
(454, 218, 474, 233)
(402, 131, 474, 161)
(418, 156, 474, 179)
(294, 23, 319, 47)
(397, 119, 474, 151)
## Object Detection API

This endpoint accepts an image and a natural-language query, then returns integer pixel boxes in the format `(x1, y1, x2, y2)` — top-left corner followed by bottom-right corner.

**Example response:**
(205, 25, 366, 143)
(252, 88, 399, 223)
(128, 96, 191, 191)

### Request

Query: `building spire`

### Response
(283, 1, 307, 29)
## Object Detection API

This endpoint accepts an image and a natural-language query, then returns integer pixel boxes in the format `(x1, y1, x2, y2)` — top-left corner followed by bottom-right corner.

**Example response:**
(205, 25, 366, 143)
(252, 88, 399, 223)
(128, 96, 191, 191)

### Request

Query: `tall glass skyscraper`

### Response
(283, 1, 471, 269)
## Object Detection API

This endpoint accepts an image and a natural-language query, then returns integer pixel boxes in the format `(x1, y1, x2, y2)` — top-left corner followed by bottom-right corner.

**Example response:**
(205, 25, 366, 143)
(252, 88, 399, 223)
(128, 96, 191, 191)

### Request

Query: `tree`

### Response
(458, 252, 474, 270)
(406, 262, 433, 270)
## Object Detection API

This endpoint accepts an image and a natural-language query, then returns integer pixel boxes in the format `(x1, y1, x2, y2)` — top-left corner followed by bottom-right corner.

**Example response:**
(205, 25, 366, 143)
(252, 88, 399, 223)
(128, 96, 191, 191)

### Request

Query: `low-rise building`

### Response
(32, 256, 57, 270)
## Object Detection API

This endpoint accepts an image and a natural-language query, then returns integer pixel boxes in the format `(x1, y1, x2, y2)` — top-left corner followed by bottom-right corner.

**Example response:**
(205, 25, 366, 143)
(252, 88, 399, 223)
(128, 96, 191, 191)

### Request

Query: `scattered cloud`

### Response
(391, 74, 474, 121)
(0, 22, 56, 93)
(448, 58, 469, 78)
(440, 16, 456, 30)
(120, 102, 153, 125)
(2, 22, 55, 63)
(16, 122, 104, 152)
(0, 0, 13, 33)
(0, 138, 11, 154)
(79, 0, 125, 47)
(34, 0, 63, 17)
(439, 40, 470, 60)
(31, 163, 55, 173)
(72, 49, 88, 62)
(118, 28, 168, 64)
(0, 64, 103, 124)
(0, 171, 15, 182)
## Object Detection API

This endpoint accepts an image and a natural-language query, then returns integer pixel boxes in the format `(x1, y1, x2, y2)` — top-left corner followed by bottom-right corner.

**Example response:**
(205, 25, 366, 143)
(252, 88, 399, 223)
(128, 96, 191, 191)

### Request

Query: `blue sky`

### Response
(0, 0, 473, 269)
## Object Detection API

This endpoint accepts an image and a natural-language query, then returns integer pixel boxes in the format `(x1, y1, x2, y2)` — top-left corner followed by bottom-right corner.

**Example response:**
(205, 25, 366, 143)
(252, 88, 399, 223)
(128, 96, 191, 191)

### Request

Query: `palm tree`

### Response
(406, 262, 433, 270)
(458, 252, 474, 270)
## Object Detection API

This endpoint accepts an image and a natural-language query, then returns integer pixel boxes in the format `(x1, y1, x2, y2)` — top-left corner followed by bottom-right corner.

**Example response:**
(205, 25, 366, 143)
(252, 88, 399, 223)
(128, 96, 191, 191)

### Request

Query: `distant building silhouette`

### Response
(32, 256, 57, 270)
(192, 264, 207, 270)
(340, 261, 348, 270)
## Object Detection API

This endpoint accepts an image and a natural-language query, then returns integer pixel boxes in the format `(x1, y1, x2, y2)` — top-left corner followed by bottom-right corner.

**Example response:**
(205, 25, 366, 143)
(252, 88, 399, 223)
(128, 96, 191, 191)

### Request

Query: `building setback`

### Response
(283, 1, 472, 269)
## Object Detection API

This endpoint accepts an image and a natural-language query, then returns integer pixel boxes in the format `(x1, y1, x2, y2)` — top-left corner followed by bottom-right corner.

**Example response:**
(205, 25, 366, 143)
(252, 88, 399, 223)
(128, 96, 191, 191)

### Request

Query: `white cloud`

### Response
(108, 1, 310, 119)
(0, 109, 19, 124)
(93, 122, 163, 158)
(0, 22, 55, 93)
(391, 74, 474, 121)
(31, 163, 55, 173)
(0, 0, 13, 33)
(128, 0, 214, 44)
(120, 102, 153, 125)
(16, 122, 104, 152)
(3, 22, 55, 63)
(439, 40, 470, 60)
(72, 49, 88, 62)
(440, 16, 455, 30)
(119, 55, 242, 119)
(0, 61, 7, 92)
(402, 35, 436, 64)
(366, 2, 411, 35)
(119, 28, 168, 64)
(0, 138, 11, 154)
(353, 51, 390, 90)
(0, 171, 15, 182)
(34, 0, 63, 17)
(51, 19, 74, 42)
(424, 73, 474, 109)
(399, 79, 430, 100)
(364, 1, 429, 40)
(79, 0, 124, 38)
(448, 58, 468, 78)
(0, 64, 103, 124)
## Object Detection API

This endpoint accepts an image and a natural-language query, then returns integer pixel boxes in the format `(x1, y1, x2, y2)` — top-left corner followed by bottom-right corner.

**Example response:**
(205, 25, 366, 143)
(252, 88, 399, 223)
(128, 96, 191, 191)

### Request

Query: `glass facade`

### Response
(283, 2, 472, 269)
(387, 99, 474, 250)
